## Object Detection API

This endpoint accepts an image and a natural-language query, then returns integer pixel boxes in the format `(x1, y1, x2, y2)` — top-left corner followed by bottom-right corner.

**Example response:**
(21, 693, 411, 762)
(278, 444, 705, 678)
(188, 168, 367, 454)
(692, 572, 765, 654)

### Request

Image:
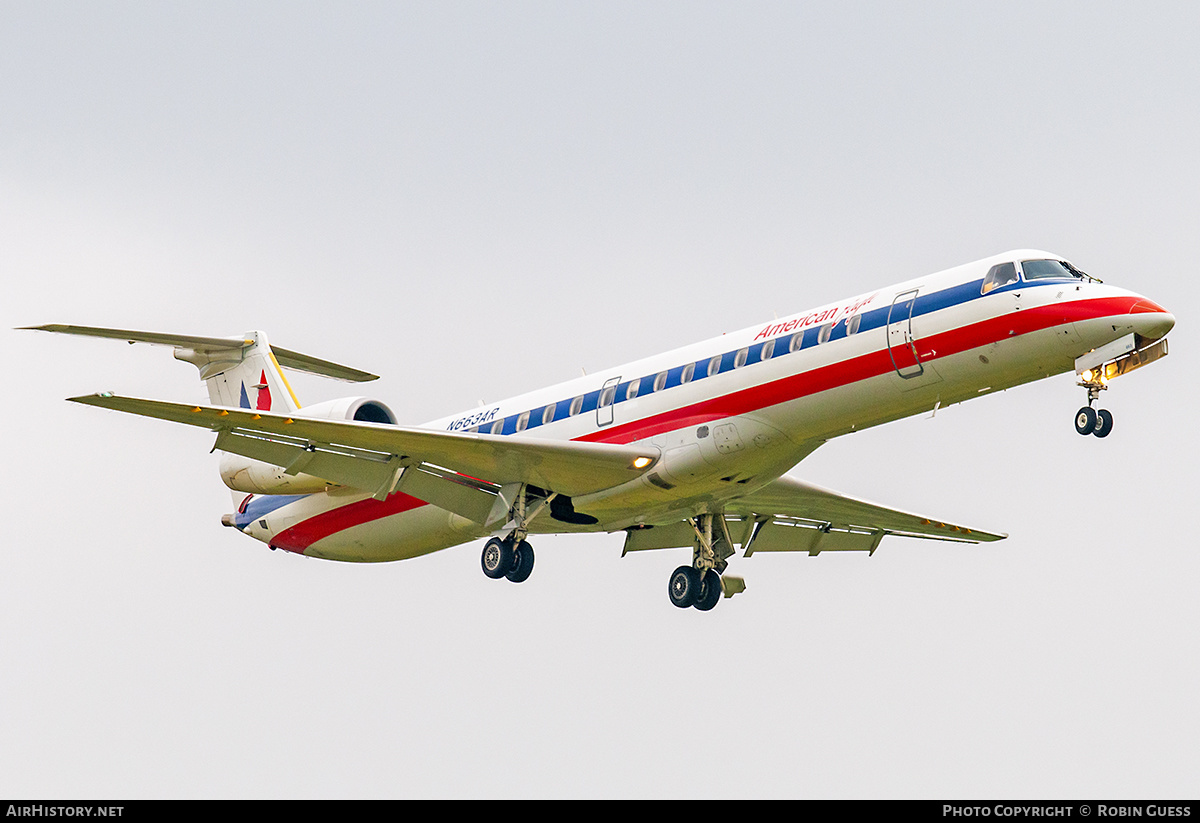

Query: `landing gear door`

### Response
(887, 289, 925, 378)
(597, 376, 621, 427)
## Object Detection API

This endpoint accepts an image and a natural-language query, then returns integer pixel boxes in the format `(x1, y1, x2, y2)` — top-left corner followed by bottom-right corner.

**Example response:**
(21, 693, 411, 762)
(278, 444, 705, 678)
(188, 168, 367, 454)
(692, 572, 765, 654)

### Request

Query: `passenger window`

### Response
(569, 395, 583, 416)
(542, 403, 556, 425)
(626, 378, 640, 400)
(847, 313, 861, 335)
(653, 371, 667, 392)
(706, 356, 720, 377)
(789, 333, 804, 353)
(982, 262, 1018, 294)
(681, 363, 695, 383)
(817, 323, 833, 345)
(734, 348, 748, 368)
(515, 410, 530, 432)
(599, 384, 616, 407)
(761, 339, 775, 360)
(490, 419, 503, 435)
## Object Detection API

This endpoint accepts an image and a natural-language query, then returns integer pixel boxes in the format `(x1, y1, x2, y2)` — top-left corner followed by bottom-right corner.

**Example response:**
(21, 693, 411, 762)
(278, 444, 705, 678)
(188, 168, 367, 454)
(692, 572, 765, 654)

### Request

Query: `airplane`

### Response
(25, 249, 1175, 611)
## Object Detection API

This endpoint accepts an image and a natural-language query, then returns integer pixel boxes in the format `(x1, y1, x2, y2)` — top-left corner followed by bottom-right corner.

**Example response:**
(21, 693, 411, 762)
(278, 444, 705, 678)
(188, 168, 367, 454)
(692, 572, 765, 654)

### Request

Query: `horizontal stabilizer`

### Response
(21, 324, 378, 382)
(21, 324, 251, 351)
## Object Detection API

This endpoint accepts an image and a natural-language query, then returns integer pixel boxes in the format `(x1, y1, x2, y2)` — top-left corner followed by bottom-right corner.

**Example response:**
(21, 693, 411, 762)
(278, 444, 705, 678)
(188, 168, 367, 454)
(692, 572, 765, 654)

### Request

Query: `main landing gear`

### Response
(669, 565, 722, 611)
(668, 512, 738, 612)
(1075, 369, 1113, 439)
(481, 535, 535, 583)
(479, 483, 549, 585)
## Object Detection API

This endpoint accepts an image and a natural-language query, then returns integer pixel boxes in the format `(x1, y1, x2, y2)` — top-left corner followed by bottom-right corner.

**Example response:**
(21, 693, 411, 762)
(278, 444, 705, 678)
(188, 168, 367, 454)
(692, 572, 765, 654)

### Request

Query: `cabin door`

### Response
(597, 376, 621, 427)
(887, 289, 925, 378)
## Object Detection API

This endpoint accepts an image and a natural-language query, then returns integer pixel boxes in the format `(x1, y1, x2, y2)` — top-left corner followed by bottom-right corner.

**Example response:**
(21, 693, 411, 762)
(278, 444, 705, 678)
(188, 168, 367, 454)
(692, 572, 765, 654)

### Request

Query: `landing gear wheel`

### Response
(1092, 409, 1113, 439)
(668, 565, 702, 608)
(505, 540, 535, 583)
(1074, 406, 1097, 435)
(481, 537, 514, 579)
(693, 569, 722, 611)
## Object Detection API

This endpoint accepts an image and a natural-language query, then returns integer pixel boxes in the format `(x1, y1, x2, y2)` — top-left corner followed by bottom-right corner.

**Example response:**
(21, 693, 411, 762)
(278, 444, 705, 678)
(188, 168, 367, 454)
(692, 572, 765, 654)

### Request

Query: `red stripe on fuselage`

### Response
(275, 293, 1155, 551)
(578, 294, 1153, 445)
(269, 491, 427, 553)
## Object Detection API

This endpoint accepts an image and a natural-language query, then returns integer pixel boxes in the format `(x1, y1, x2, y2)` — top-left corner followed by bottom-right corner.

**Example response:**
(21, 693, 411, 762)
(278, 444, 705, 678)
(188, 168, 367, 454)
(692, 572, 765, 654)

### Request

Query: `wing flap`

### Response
(214, 428, 498, 522)
(620, 474, 1005, 556)
(744, 521, 886, 555)
(69, 393, 660, 498)
(726, 475, 1007, 545)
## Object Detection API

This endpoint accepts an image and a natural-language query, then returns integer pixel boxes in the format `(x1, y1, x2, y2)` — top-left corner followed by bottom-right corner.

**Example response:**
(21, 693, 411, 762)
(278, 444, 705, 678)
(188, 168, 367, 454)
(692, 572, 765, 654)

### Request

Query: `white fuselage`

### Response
(233, 250, 1174, 562)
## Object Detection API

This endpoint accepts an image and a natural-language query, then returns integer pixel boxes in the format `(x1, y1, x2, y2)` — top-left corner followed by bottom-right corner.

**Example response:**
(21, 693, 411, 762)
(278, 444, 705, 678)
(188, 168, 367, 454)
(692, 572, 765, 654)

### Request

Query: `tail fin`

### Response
(180, 329, 301, 413)
(20, 324, 378, 412)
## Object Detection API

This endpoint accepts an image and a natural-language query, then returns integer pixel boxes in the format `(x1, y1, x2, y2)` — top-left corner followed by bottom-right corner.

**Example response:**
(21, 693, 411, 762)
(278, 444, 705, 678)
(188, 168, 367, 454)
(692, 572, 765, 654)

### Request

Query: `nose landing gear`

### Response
(1074, 370, 1113, 438)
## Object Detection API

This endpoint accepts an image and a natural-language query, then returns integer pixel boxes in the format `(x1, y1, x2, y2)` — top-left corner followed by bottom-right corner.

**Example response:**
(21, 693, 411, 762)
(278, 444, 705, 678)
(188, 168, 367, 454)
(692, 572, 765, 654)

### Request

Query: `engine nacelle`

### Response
(219, 396, 398, 494)
(293, 396, 398, 425)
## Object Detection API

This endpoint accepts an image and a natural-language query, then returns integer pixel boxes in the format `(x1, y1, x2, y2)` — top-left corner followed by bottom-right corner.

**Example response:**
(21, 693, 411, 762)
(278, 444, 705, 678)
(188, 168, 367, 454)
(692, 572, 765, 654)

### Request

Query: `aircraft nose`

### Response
(1128, 296, 1175, 341)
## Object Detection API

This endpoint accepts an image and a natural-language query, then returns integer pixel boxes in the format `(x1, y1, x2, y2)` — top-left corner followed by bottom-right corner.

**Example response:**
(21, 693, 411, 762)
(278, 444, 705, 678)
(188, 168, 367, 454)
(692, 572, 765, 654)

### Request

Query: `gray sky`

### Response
(2, 1, 1197, 798)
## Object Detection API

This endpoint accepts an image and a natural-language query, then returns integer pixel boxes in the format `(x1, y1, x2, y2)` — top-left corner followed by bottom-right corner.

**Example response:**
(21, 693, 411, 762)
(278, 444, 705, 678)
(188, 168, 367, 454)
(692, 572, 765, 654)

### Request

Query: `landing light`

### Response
(632, 456, 653, 469)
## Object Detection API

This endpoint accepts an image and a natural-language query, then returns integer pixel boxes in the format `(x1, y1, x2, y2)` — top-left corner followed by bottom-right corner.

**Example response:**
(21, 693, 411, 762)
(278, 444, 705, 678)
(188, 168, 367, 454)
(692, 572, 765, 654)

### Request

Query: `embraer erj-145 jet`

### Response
(27, 250, 1174, 611)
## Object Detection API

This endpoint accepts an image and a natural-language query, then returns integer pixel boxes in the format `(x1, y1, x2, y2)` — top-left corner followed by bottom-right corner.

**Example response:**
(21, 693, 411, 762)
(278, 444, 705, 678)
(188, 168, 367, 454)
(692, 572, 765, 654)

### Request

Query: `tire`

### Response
(1093, 409, 1113, 439)
(693, 569, 722, 611)
(668, 566, 701, 608)
(505, 540, 535, 583)
(481, 537, 514, 579)
(1074, 406, 1097, 435)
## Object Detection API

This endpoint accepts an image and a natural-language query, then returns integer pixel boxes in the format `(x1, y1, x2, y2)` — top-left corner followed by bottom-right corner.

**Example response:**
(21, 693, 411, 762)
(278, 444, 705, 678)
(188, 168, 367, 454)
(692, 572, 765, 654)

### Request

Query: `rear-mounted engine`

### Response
(291, 396, 397, 425)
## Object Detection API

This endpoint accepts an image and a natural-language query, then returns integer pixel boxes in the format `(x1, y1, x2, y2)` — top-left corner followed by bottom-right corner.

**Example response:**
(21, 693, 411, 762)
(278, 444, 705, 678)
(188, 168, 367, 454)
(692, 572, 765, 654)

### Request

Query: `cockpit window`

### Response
(1021, 259, 1075, 281)
(981, 262, 1018, 294)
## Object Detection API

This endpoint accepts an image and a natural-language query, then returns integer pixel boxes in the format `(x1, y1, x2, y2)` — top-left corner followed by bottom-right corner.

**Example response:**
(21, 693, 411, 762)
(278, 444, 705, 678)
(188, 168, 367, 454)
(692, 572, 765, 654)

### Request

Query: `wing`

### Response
(622, 474, 1005, 556)
(69, 394, 660, 503)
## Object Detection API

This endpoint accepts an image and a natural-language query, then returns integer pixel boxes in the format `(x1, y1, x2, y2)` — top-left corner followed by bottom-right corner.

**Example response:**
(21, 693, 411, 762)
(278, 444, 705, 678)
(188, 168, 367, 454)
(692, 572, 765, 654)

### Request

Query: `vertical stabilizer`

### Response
(174, 331, 300, 413)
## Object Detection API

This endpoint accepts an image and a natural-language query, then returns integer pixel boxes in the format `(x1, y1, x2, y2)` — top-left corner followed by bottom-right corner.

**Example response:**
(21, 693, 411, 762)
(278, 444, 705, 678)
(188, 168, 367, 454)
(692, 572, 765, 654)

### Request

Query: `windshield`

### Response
(1022, 259, 1077, 280)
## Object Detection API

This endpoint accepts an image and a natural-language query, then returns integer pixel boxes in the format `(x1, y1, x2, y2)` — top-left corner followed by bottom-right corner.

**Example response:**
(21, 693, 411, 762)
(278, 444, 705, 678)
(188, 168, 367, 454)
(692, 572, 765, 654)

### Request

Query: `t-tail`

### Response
(19, 324, 379, 413)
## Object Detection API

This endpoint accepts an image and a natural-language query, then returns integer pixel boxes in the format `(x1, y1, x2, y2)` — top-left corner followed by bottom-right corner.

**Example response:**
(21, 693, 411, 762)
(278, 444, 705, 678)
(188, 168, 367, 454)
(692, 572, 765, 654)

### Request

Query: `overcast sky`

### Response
(3, 1, 1197, 799)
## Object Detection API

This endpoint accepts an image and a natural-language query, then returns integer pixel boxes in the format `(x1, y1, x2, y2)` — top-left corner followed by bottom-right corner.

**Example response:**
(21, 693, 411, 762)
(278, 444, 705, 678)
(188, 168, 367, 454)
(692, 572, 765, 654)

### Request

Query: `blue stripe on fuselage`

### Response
(469, 276, 1076, 437)
(234, 493, 309, 531)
